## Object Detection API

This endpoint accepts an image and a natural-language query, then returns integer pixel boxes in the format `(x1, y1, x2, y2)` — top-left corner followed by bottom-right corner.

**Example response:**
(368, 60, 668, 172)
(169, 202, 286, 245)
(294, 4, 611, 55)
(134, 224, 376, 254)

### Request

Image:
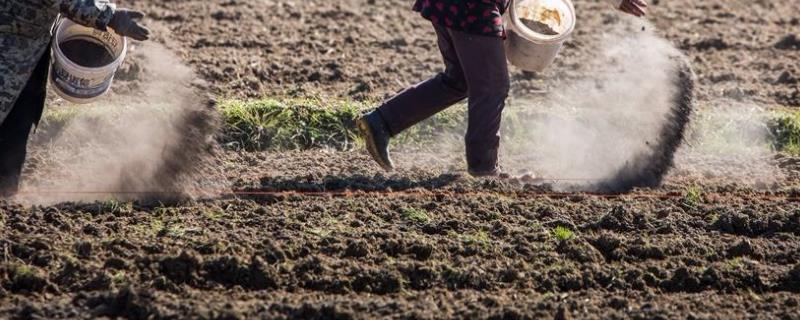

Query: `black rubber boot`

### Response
(357, 111, 394, 171)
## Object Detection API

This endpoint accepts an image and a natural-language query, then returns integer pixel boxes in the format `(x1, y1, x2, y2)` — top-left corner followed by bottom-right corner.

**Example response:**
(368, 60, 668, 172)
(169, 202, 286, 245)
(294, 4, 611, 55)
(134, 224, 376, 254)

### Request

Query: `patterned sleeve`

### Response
(51, 0, 116, 30)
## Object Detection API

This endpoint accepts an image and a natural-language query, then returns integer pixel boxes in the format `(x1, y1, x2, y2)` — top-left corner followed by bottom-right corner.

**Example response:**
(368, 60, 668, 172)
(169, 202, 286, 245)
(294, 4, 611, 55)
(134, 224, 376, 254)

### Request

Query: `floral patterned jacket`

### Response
(413, 0, 511, 38)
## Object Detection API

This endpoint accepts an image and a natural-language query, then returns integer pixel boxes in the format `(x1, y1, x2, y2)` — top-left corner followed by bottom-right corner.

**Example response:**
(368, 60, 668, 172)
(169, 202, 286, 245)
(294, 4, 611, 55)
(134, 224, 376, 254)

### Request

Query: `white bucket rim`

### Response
(53, 18, 127, 74)
(509, 0, 576, 44)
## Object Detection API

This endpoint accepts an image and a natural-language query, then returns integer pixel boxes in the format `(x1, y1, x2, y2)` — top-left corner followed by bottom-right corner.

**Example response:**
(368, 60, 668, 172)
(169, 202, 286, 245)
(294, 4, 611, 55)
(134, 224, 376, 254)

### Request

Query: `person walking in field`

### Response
(357, 0, 648, 177)
(0, 0, 150, 197)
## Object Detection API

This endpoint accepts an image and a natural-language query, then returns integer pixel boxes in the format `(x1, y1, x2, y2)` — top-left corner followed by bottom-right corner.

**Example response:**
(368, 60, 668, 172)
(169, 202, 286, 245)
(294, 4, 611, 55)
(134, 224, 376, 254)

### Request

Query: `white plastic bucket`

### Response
(505, 0, 576, 72)
(50, 18, 127, 104)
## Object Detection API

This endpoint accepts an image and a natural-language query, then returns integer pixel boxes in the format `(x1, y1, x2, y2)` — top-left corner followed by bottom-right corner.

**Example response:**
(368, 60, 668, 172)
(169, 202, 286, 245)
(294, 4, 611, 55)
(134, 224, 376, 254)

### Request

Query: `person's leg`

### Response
(448, 29, 510, 175)
(376, 23, 469, 136)
(359, 23, 470, 170)
(0, 53, 49, 197)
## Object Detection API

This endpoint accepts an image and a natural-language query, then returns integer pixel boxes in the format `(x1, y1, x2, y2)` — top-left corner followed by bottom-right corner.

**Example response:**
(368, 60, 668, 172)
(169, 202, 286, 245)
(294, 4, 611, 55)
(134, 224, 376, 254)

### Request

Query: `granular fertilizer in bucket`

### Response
(59, 39, 116, 68)
(520, 19, 559, 35)
(517, 3, 564, 35)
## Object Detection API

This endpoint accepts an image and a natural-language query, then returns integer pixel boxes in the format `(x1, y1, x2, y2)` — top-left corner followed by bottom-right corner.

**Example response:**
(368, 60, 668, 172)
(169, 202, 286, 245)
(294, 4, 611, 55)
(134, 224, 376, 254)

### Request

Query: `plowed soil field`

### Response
(2, 0, 800, 319)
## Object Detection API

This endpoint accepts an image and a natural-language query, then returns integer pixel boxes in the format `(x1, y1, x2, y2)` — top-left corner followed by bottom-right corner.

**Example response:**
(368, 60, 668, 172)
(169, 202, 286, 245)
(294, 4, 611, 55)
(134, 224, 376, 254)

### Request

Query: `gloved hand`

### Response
(618, 0, 648, 17)
(109, 9, 150, 41)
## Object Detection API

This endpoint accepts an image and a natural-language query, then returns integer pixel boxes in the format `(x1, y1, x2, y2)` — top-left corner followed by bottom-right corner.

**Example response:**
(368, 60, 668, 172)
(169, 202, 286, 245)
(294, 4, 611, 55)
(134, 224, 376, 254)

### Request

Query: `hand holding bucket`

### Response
(605, 0, 648, 17)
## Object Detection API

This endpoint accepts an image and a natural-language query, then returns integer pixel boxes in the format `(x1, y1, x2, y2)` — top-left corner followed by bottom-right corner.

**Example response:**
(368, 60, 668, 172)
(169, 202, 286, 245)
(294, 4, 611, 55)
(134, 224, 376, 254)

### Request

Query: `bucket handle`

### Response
(508, 0, 576, 42)
(50, 14, 63, 36)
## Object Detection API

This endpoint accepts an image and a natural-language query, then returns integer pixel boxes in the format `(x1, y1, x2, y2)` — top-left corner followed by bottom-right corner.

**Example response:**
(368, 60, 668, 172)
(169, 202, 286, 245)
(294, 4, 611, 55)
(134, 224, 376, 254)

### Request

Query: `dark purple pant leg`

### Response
(449, 28, 510, 172)
(378, 24, 468, 136)
(377, 23, 509, 172)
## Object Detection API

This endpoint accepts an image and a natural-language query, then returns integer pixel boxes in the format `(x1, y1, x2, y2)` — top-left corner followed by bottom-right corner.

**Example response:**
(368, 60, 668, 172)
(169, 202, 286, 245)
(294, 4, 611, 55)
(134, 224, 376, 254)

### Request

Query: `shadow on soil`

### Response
(256, 173, 463, 193)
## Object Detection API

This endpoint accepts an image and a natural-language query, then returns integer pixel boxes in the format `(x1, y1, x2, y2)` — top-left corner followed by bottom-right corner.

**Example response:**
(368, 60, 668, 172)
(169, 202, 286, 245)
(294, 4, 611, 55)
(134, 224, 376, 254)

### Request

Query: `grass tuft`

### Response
(551, 226, 575, 241)
(683, 185, 703, 206)
(111, 271, 128, 285)
(402, 208, 430, 223)
(460, 230, 490, 247)
(98, 200, 133, 215)
(768, 111, 800, 155)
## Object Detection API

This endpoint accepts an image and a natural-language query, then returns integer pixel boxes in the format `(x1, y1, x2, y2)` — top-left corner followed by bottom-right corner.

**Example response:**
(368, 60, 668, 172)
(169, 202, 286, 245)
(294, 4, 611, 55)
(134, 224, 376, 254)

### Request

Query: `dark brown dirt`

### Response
(6, 147, 800, 319)
(6, 0, 800, 318)
(112, 0, 799, 106)
(60, 39, 115, 68)
(2, 187, 800, 319)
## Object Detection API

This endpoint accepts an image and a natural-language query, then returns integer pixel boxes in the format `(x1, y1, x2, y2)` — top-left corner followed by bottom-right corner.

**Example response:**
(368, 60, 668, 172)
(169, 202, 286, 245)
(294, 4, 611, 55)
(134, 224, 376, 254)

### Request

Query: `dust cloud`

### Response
(21, 42, 226, 204)
(672, 100, 781, 185)
(501, 18, 694, 192)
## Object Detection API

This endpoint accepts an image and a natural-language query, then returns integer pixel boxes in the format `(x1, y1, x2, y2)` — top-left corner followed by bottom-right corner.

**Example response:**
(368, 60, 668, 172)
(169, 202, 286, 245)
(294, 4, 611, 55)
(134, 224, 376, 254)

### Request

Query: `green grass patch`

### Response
(723, 257, 744, 271)
(682, 185, 703, 206)
(217, 97, 367, 151)
(402, 207, 430, 223)
(217, 97, 471, 151)
(551, 226, 574, 241)
(38, 96, 800, 154)
(9, 263, 42, 284)
(768, 111, 800, 155)
(111, 271, 128, 286)
(97, 200, 133, 215)
(460, 230, 490, 247)
(204, 208, 225, 221)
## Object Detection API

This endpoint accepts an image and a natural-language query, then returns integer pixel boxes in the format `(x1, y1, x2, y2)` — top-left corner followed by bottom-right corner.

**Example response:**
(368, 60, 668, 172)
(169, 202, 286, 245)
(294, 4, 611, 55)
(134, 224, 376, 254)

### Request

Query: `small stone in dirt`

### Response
(83, 223, 102, 236)
(9, 265, 48, 293)
(712, 212, 754, 236)
(693, 38, 729, 51)
(664, 267, 702, 292)
(344, 240, 370, 258)
(775, 34, 800, 50)
(16, 303, 42, 319)
(83, 273, 112, 291)
(210, 310, 242, 320)
(88, 286, 160, 319)
(776, 71, 798, 85)
(783, 264, 800, 292)
(246, 256, 279, 290)
(592, 206, 641, 232)
(726, 239, 756, 258)
(608, 296, 629, 310)
(409, 242, 434, 261)
(558, 241, 603, 263)
(31, 252, 53, 267)
(75, 241, 93, 258)
(589, 233, 622, 260)
(159, 252, 200, 285)
(104, 257, 129, 270)
(555, 305, 572, 320)
(349, 220, 364, 228)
